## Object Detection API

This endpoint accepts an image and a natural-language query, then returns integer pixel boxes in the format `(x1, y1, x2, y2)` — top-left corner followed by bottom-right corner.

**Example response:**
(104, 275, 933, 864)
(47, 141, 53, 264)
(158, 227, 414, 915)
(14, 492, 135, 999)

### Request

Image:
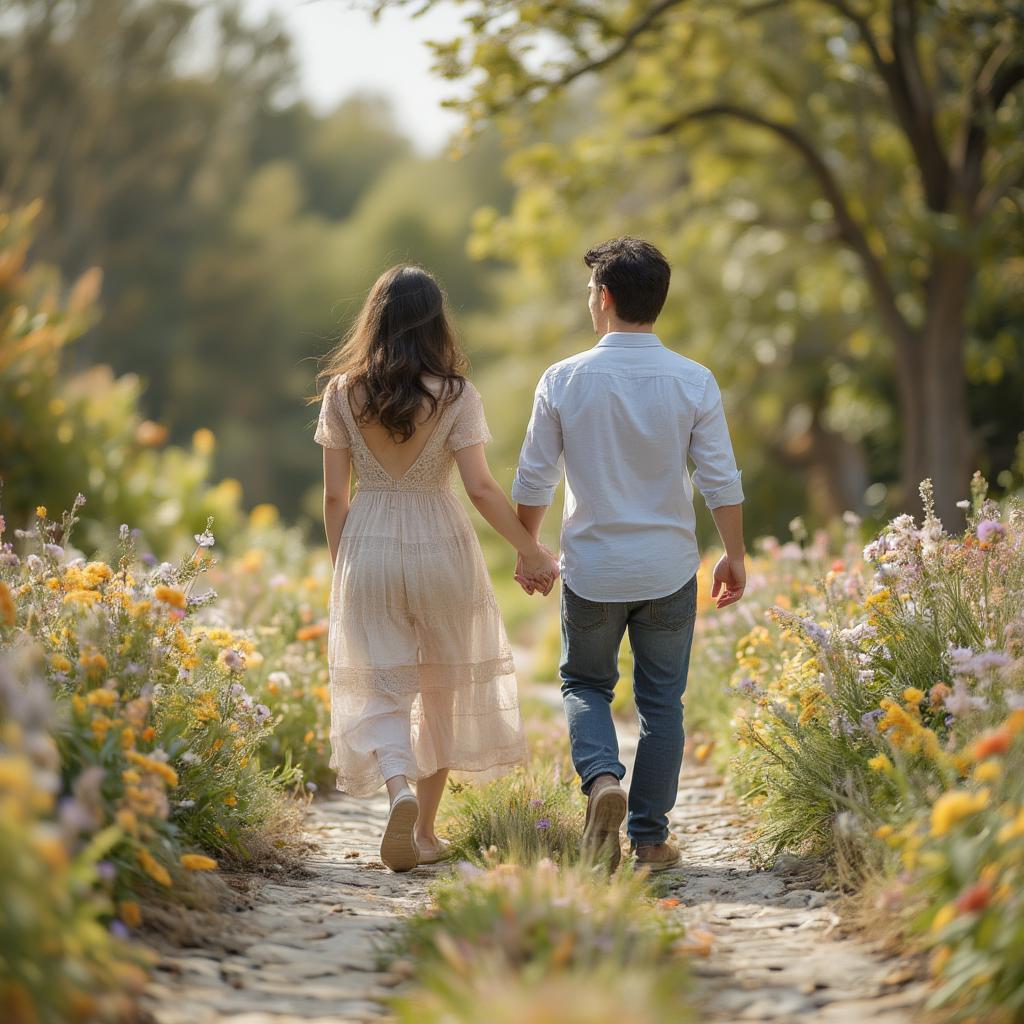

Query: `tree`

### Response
(378, 0, 1024, 522)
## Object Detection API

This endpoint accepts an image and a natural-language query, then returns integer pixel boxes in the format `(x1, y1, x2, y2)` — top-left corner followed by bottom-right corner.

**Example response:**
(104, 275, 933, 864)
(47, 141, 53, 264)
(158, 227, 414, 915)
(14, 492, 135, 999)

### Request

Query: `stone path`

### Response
(139, 790, 438, 1024)
(664, 758, 931, 1022)
(140, 693, 931, 1024)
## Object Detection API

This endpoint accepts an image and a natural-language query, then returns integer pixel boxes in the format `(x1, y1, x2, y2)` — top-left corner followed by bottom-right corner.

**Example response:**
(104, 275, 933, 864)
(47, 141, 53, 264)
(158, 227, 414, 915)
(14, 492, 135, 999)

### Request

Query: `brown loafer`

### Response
(634, 838, 681, 873)
(581, 775, 627, 871)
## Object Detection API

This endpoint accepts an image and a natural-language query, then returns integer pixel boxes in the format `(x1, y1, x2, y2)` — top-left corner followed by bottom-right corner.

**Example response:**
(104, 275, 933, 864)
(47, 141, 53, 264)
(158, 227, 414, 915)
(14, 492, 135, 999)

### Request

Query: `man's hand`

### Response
(711, 554, 746, 608)
(514, 545, 559, 596)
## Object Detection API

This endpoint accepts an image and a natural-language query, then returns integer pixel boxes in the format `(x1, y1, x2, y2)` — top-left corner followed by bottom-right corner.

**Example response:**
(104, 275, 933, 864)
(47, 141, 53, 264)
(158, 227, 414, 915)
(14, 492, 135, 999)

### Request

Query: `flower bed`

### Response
(716, 476, 1024, 1017)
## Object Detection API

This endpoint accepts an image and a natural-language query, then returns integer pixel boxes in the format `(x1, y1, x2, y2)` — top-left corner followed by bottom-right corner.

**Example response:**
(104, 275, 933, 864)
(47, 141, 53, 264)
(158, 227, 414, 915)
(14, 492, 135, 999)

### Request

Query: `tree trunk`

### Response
(896, 254, 975, 527)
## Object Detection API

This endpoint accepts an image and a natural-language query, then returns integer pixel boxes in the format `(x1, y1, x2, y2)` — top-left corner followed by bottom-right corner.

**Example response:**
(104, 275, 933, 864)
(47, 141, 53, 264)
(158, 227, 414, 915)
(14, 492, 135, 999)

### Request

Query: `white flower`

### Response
(194, 529, 215, 548)
(956, 500, 970, 510)
(268, 671, 291, 689)
(43, 543, 64, 560)
(25, 554, 44, 573)
(179, 751, 201, 765)
(119, 524, 130, 542)
(842, 510, 862, 528)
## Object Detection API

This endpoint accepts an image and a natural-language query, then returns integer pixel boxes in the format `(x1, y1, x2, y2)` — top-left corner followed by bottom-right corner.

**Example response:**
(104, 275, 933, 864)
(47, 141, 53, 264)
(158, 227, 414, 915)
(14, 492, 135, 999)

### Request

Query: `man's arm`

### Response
(511, 375, 564, 595)
(690, 373, 746, 608)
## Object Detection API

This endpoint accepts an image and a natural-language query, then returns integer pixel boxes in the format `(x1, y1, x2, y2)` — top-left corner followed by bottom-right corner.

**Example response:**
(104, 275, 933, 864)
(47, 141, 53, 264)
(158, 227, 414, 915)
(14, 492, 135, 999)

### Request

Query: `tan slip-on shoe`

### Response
(634, 838, 682, 873)
(380, 792, 419, 872)
(581, 775, 627, 871)
(416, 837, 451, 866)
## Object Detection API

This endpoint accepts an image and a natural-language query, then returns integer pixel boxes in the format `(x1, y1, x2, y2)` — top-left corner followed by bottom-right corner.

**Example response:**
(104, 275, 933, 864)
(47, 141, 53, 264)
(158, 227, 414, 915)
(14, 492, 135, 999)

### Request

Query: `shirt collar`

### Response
(595, 332, 664, 349)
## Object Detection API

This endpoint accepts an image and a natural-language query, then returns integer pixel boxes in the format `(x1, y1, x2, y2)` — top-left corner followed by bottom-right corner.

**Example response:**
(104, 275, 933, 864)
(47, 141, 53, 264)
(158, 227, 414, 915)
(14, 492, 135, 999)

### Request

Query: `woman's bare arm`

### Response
(453, 443, 557, 584)
(322, 446, 352, 565)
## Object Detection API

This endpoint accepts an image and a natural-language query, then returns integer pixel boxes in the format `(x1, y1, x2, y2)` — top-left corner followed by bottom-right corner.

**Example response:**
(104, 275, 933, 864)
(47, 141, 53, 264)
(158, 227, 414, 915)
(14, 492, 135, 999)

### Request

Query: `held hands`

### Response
(711, 554, 746, 609)
(514, 543, 560, 597)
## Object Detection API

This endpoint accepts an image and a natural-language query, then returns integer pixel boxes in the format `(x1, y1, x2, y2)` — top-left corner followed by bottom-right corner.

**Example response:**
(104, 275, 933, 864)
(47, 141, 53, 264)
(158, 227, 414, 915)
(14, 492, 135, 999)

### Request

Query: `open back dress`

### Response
(314, 374, 527, 795)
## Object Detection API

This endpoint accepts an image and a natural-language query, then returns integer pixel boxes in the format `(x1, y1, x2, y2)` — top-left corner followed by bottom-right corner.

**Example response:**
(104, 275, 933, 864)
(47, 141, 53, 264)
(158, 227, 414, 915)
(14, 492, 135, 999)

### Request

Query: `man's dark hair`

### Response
(583, 237, 671, 325)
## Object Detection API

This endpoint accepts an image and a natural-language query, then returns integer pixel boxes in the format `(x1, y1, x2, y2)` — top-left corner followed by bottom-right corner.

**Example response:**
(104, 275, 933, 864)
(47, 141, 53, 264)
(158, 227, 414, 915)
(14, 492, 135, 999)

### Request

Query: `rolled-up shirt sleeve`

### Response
(511, 374, 564, 507)
(689, 372, 744, 508)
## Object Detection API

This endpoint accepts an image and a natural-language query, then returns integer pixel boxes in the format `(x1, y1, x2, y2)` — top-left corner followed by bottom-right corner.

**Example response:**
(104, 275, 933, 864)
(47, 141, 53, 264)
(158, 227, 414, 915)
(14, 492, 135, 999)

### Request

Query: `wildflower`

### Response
(43, 543, 63, 559)
(25, 553, 43, 573)
(955, 881, 992, 914)
(267, 671, 291, 690)
(971, 726, 1012, 760)
(179, 854, 218, 871)
(305, 781, 318, 793)
(194, 529, 215, 548)
(119, 524, 131, 542)
(868, 753, 894, 775)
(903, 687, 925, 705)
(137, 848, 172, 887)
(944, 679, 989, 717)
(931, 904, 956, 932)
(973, 761, 1002, 784)
(254, 703, 271, 722)
(192, 428, 216, 455)
(535, 818, 552, 831)
(996, 808, 1024, 843)
(976, 519, 1006, 544)
(928, 683, 951, 709)
(861, 709, 884, 732)
(219, 648, 246, 672)
(874, 824, 894, 840)
(118, 901, 142, 927)
(296, 622, 328, 642)
(153, 585, 187, 609)
(36, 506, 47, 518)
(179, 750, 201, 765)
(0, 582, 15, 626)
(930, 789, 990, 837)
(223, 793, 238, 807)
(86, 689, 117, 708)
(842, 511, 861, 528)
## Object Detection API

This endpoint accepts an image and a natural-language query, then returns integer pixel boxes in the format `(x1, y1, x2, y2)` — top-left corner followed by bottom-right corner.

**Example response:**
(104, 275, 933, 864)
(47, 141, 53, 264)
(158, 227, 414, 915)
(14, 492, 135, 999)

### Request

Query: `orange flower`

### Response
(955, 882, 991, 914)
(971, 726, 1012, 761)
(0, 581, 15, 626)
(118, 901, 143, 927)
(296, 622, 327, 642)
(153, 585, 187, 610)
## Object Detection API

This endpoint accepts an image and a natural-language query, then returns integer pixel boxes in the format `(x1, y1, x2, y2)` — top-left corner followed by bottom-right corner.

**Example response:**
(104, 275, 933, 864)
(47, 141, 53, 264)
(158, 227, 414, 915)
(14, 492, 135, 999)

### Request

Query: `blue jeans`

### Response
(559, 575, 697, 847)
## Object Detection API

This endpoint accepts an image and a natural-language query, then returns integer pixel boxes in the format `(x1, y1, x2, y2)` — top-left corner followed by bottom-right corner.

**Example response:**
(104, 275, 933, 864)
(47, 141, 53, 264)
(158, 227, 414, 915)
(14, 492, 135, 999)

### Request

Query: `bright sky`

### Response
(247, 0, 468, 153)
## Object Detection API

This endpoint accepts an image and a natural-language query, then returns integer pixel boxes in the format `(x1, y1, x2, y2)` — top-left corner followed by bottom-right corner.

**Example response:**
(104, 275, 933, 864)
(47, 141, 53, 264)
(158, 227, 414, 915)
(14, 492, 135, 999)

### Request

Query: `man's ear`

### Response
(600, 285, 614, 312)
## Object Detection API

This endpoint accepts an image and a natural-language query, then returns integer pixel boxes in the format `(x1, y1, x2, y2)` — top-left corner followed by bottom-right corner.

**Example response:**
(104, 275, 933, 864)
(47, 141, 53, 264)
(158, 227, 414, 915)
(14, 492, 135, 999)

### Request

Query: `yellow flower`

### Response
(873, 824, 894, 839)
(930, 789, 990, 837)
(48, 653, 72, 672)
(86, 688, 117, 708)
(930, 946, 952, 977)
(996, 807, 1024, 843)
(125, 750, 179, 787)
(0, 582, 15, 626)
(249, 503, 279, 528)
(973, 761, 1003, 784)
(137, 848, 172, 887)
(64, 589, 101, 607)
(868, 753, 894, 775)
(153, 585, 187, 610)
(192, 428, 216, 455)
(115, 809, 139, 834)
(931, 904, 956, 933)
(118, 901, 143, 927)
(222, 793, 238, 807)
(180, 854, 218, 871)
(35, 505, 47, 518)
(903, 687, 925, 705)
(45, 577, 60, 590)
(80, 651, 108, 672)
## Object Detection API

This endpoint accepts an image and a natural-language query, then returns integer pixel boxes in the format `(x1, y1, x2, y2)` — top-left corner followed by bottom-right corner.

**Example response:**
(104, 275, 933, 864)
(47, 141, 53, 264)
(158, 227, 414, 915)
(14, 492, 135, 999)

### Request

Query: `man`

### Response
(512, 236, 747, 872)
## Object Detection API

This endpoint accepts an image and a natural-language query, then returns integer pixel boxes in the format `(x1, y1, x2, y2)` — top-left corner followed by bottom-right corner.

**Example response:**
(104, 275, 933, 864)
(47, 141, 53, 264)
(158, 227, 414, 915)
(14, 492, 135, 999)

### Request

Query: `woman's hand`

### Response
(515, 543, 560, 596)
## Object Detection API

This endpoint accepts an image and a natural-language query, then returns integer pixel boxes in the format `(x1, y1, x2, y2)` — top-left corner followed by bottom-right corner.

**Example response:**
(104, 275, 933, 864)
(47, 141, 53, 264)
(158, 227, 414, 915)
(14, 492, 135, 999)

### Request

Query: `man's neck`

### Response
(601, 319, 656, 335)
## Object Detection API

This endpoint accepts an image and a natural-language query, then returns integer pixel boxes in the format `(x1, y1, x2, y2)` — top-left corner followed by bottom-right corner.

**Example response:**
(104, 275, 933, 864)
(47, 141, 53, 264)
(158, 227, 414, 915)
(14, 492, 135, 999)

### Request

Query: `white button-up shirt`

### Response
(511, 332, 744, 602)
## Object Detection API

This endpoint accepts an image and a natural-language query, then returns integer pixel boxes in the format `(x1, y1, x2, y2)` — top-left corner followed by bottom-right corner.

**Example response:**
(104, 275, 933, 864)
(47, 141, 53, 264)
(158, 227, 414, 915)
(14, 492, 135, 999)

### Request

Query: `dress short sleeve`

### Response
(446, 382, 493, 451)
(314, 376, 351, 449)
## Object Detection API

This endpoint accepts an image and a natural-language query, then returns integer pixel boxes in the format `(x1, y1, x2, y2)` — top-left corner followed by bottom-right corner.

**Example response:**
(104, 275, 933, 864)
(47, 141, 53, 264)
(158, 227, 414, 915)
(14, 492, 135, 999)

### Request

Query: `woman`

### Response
(313, 265, 557, 872)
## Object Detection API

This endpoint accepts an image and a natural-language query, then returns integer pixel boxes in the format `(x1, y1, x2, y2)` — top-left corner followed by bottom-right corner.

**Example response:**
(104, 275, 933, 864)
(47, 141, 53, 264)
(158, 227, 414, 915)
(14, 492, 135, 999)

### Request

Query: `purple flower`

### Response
(535, 818, 552, 831)
(860, 709, 884, 732)
(529, 799, 544, 808)
(977, 519, 1006, 544)
(255, 703, 271, 722)
(96, 860, 117, 882)
(109, 920, 131, 940)
(305, 781, 318, 792)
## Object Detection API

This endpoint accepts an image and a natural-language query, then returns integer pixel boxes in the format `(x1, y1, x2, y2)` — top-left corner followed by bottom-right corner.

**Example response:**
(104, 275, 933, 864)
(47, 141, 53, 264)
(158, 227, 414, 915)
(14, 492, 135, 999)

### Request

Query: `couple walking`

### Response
(313, 237, 746, 873)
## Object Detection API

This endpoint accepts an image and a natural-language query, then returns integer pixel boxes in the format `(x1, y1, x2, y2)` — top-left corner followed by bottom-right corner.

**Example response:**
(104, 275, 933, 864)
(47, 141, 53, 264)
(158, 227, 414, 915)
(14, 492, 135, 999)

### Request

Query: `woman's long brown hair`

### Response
(315, 266, 468, 443)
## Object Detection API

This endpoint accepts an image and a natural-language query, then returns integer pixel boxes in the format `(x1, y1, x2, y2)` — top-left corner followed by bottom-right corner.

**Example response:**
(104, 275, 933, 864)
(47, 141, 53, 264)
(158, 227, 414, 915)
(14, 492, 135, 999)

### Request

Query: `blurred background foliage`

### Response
(0, 0, 1022, 552)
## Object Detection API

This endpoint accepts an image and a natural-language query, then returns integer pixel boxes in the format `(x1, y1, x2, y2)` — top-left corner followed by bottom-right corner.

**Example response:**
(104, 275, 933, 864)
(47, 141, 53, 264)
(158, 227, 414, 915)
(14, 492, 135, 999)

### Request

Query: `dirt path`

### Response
(139, 790, 438, 1024)
(140, 687, 930, 1024)
(664, 757, 930, 1022)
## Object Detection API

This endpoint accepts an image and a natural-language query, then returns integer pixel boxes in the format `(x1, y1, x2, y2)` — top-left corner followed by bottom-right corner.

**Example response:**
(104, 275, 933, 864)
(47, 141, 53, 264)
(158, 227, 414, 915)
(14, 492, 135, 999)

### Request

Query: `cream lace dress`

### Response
(314, 374, 528, 796)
